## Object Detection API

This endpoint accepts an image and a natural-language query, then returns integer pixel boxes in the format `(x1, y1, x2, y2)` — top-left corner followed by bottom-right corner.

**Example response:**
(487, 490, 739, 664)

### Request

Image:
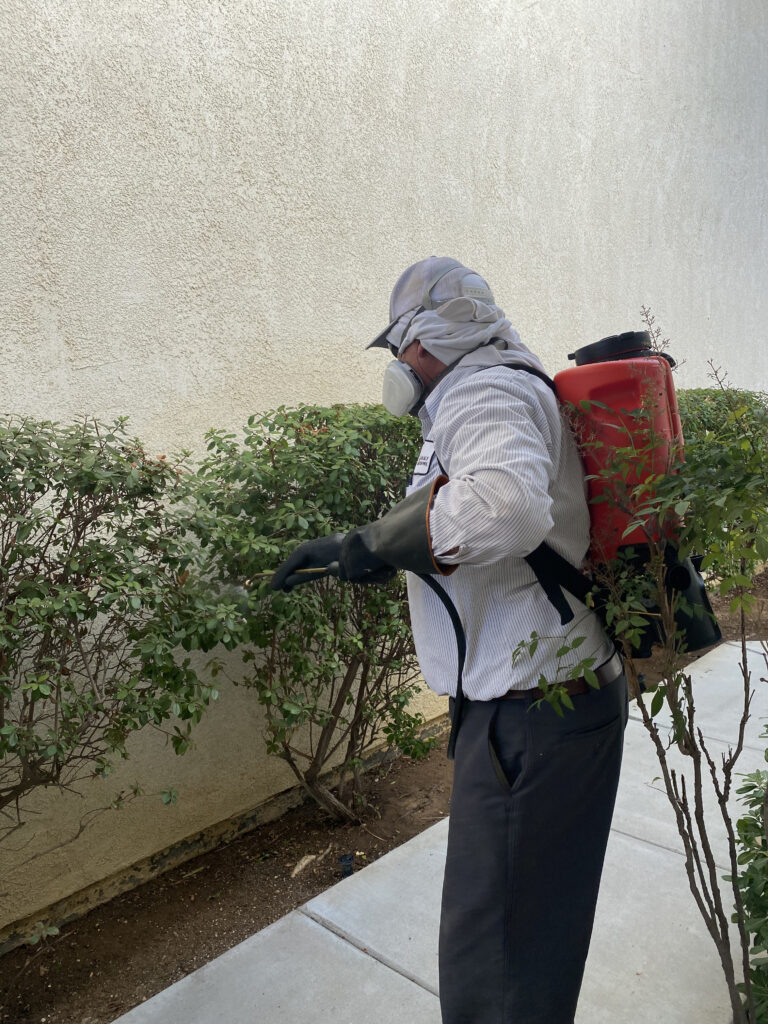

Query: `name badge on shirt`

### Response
(413, 439, 436, 476)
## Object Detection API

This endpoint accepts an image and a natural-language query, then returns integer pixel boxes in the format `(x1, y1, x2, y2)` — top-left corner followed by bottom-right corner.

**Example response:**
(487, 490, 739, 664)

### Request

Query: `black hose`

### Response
(416, 573, 467, 760)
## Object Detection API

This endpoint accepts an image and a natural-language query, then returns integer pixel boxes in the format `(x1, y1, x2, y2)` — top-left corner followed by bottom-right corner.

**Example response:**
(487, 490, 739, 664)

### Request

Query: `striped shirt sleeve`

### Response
(428, 372, 562, 565)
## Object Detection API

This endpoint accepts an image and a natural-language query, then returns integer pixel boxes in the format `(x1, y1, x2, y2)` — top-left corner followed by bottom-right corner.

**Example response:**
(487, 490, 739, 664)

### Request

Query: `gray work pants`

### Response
(439, 674, 628, 1024)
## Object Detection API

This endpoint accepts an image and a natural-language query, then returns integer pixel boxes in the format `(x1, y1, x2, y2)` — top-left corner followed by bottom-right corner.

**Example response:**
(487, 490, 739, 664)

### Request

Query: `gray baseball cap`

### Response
(367, 257, 495, 351)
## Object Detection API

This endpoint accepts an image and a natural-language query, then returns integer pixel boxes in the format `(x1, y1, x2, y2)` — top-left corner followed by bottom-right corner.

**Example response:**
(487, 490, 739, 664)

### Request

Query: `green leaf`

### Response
(651, 687, 665, 717)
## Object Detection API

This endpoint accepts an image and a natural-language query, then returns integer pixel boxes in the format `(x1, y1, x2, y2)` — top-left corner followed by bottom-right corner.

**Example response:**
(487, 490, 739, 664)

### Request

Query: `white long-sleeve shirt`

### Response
(405, 348, 613, 700)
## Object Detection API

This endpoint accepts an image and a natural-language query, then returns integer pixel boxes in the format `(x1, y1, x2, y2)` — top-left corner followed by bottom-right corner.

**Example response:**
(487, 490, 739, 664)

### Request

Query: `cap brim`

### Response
(366, 319, 398, 350)
(368, 317, 399, 350)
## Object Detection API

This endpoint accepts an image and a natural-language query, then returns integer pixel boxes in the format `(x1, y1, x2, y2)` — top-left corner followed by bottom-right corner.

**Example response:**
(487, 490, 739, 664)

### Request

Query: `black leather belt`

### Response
(499, 651, 623, 701)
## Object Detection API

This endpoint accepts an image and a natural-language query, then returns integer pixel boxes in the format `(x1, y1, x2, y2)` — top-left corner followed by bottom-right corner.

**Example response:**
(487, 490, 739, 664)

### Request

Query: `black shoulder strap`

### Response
(524, 541, 598, 625)
(473, 360, 558, 395)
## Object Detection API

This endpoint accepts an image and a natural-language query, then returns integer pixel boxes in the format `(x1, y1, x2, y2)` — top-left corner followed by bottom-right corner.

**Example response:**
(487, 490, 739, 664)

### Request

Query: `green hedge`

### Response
(676, 387, 768, 581)
(188, 404, 427, 820)
(0, 406, 428, 827)
(0, 416, 228, 829)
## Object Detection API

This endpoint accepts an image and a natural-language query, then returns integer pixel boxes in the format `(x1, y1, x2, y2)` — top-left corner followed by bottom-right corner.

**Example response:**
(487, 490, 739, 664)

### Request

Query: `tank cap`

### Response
(568, 331, 652, 366)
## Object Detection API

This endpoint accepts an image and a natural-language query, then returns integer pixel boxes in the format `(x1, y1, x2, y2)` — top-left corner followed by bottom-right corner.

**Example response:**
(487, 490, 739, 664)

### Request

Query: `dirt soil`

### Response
(2, 572, 767, 1024)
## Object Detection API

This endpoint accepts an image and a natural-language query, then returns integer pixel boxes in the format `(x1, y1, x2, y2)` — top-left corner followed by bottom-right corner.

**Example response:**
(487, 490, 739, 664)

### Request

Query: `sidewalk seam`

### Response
(299, 906, 440, 998)
(626, 713, 764, 754)
(609, 826, 729, 872)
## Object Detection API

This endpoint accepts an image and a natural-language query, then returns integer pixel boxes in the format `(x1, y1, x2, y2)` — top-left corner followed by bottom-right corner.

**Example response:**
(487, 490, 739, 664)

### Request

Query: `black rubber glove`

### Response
(271, 533, 345, 592)
(272, 533, 397, 591)
(337, 536, 397, 584)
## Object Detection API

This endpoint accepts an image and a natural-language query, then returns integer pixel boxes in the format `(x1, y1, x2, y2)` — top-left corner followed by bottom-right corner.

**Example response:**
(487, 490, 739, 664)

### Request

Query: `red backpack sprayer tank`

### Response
(525, 330, 720, 659)
(555, 331, 683, 564)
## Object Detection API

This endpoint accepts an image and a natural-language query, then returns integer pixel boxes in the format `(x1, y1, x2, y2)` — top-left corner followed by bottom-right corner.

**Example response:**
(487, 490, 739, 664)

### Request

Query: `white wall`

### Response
(2, 0, 767, 460)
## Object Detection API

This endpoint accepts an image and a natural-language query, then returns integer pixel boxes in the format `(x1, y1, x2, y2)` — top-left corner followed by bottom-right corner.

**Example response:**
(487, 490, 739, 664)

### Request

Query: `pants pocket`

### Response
(487, 704, 526, 793)
(551, 715, 625, 806)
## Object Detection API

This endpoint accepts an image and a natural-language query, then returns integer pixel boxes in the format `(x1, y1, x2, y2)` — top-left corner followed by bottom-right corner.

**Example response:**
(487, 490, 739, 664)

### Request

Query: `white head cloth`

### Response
(401, 296, 545, 374)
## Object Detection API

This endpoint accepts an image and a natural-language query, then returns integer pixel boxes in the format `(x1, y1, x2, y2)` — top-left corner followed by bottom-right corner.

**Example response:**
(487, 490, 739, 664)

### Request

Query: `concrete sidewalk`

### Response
(114, 641, 767, 1024)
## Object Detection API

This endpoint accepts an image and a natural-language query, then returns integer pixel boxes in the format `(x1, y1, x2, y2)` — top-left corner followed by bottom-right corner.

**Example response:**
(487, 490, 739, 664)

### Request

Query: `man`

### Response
(273, 257, 627, 1024)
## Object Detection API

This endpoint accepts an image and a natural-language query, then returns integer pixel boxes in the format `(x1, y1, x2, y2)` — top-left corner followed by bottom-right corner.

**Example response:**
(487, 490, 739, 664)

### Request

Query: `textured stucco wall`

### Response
(1, 0, 767, 933)
(2, 0, 767, 458)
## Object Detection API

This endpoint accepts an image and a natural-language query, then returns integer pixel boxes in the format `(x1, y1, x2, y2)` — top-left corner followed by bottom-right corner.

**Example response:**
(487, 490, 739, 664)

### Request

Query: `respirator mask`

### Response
(382, 358, 426, 417)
